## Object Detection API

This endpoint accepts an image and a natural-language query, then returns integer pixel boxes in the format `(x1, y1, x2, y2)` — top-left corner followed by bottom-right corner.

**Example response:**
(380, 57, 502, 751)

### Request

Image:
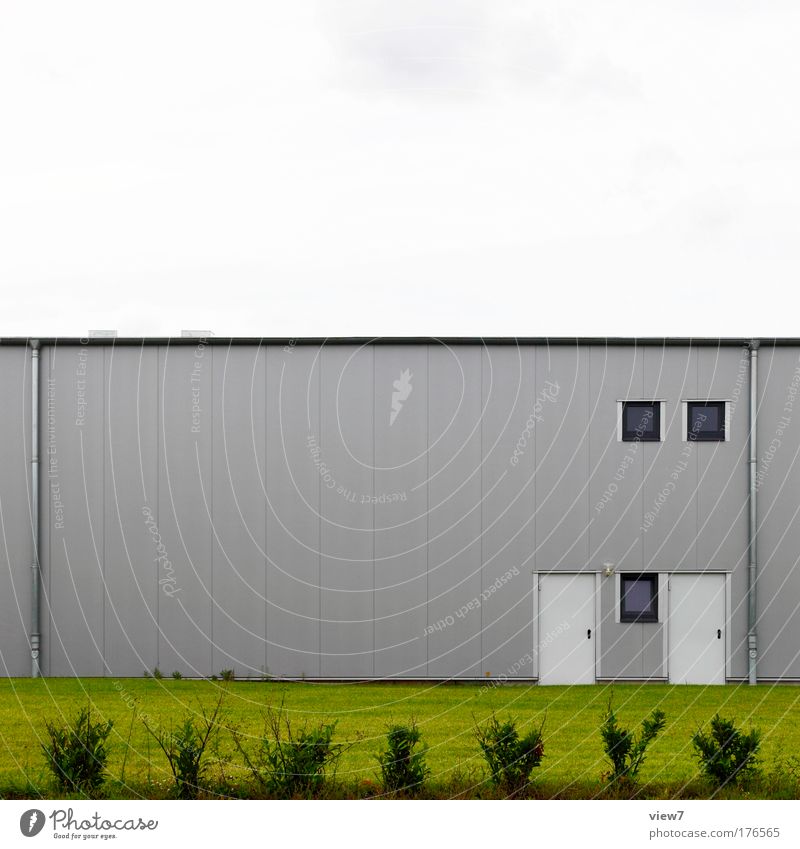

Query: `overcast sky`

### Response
(2, 1, 799, 338)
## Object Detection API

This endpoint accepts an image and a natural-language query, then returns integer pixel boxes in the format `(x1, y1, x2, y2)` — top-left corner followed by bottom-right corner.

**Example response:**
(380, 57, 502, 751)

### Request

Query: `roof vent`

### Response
(88, 330, 117, 338)
(181, 330, 213, 338)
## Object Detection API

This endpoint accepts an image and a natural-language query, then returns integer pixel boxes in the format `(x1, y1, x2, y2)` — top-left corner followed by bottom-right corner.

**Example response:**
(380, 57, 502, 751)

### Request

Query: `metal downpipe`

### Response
(30, 340, 41, 678)
(748, 340, 759, 685)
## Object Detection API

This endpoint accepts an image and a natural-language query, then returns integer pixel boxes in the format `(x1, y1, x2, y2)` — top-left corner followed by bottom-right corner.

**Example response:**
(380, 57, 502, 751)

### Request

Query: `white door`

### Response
(537, 573, 596, 685)
(668, 573, 726, 684)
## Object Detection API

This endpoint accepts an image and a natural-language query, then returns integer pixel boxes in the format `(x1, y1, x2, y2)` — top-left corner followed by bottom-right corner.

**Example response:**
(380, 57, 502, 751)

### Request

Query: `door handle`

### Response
(587, 629, 592, 640)
(717, 629, 721, 640)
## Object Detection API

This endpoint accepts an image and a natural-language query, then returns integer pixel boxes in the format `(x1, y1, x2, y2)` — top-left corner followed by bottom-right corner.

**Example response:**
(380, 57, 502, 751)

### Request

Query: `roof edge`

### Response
(0, 336, 787, 347)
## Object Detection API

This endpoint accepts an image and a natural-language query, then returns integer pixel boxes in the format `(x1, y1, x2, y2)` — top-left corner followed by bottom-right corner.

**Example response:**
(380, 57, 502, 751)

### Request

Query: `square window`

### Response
(687, 401, 726, 441)
(621, 401, 661, 442)
(620, 574, 658, 623)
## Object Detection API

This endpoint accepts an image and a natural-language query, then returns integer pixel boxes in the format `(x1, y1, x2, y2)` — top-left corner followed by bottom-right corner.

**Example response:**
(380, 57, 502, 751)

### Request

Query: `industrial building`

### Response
(1, 337, 798, 684)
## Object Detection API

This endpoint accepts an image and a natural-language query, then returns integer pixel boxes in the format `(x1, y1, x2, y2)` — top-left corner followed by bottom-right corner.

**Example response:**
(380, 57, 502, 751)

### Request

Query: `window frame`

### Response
(685, 400, 728, 442)
(619, 400, 663, 442)
(619, 573, 659, 623)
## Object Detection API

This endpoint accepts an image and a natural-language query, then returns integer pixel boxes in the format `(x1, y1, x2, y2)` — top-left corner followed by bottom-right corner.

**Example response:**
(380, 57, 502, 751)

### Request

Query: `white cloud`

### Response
(1, 1, 799, 337)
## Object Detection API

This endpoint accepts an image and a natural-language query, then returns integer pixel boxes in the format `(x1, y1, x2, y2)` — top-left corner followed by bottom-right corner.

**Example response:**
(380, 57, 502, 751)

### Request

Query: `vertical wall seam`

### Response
(318, 348, 322, 676)
(372, 345, 377, 677)
(643, 346, 648, 672)
(268, 342, 272, 677)
(747, 340, 759, 684)
(696, 352, 700, 569)
(48, 347, 53, 676)
(641, 343, 646, 667)
(480, 347, 484, 674)
(209, 345, 214, 676)
(587, 345, 591, 568)
(156, 345, 161, 671)
(152, 347, 157, 672)
(29, 340, 41, 677)
(532, 345, 536, 578)
(532, 344, 537, 672)
(102, 345, 107, 674)
(426, 344, 430, 675)
(643, 347, 648, 572)
(372, 346, 376, 678)
(587, 346, 592, 672)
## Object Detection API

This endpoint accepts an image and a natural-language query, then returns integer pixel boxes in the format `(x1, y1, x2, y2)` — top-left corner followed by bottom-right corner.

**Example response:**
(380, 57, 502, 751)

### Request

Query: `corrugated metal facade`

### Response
(1, 339, 799, 680)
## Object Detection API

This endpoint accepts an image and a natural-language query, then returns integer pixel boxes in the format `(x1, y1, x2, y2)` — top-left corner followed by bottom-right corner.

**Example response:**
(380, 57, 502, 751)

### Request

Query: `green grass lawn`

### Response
(1, 678, 798, 799)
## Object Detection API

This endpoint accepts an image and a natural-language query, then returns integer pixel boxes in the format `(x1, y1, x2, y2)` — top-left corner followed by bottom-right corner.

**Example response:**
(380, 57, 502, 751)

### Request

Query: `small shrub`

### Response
(41, 704, 113, 794)
(692, 714, 761, 788)
(171, 671, 182, 680)
(142, 694, 224, 799)
(220, 669, 235, 682)
(152, 667, 163, 680)
(474, 713, 545, 796)
(600, 699, 666, 785)
(377, 720, 430, 795)
(233, 702, 347, 797)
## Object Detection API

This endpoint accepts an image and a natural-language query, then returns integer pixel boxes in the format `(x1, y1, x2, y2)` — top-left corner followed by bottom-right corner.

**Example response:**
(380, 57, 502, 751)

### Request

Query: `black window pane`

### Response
(620, 574, 658, 622)
(687, 401, 726, 440)
(622, 402, 660, 441)
(626, 406, 654, 433)
(691, 406, 719, 431)
(623, 579, 654, 615)
(704, 407, 720, 430)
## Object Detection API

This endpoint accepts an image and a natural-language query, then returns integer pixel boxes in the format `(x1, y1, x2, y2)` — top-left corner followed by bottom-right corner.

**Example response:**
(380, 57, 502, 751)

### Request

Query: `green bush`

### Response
(474, 713, 545, 796)
(171, 671, 182, 680)
(220, 669, 235, 682)
(41, 704, 113, 794)
(234, 703, 345, 797)
(142, 695, 223, 799)
(377, 720, 430, 795)
(600, 699, 666, 784)
(692, 714, 761, 788)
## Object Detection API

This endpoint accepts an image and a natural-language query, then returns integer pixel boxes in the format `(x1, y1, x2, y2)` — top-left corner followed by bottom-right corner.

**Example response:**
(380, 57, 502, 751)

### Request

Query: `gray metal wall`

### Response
(0, 346, 32, 676)
(755, 346, 800, 679)
(0, 340, 797, 679)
